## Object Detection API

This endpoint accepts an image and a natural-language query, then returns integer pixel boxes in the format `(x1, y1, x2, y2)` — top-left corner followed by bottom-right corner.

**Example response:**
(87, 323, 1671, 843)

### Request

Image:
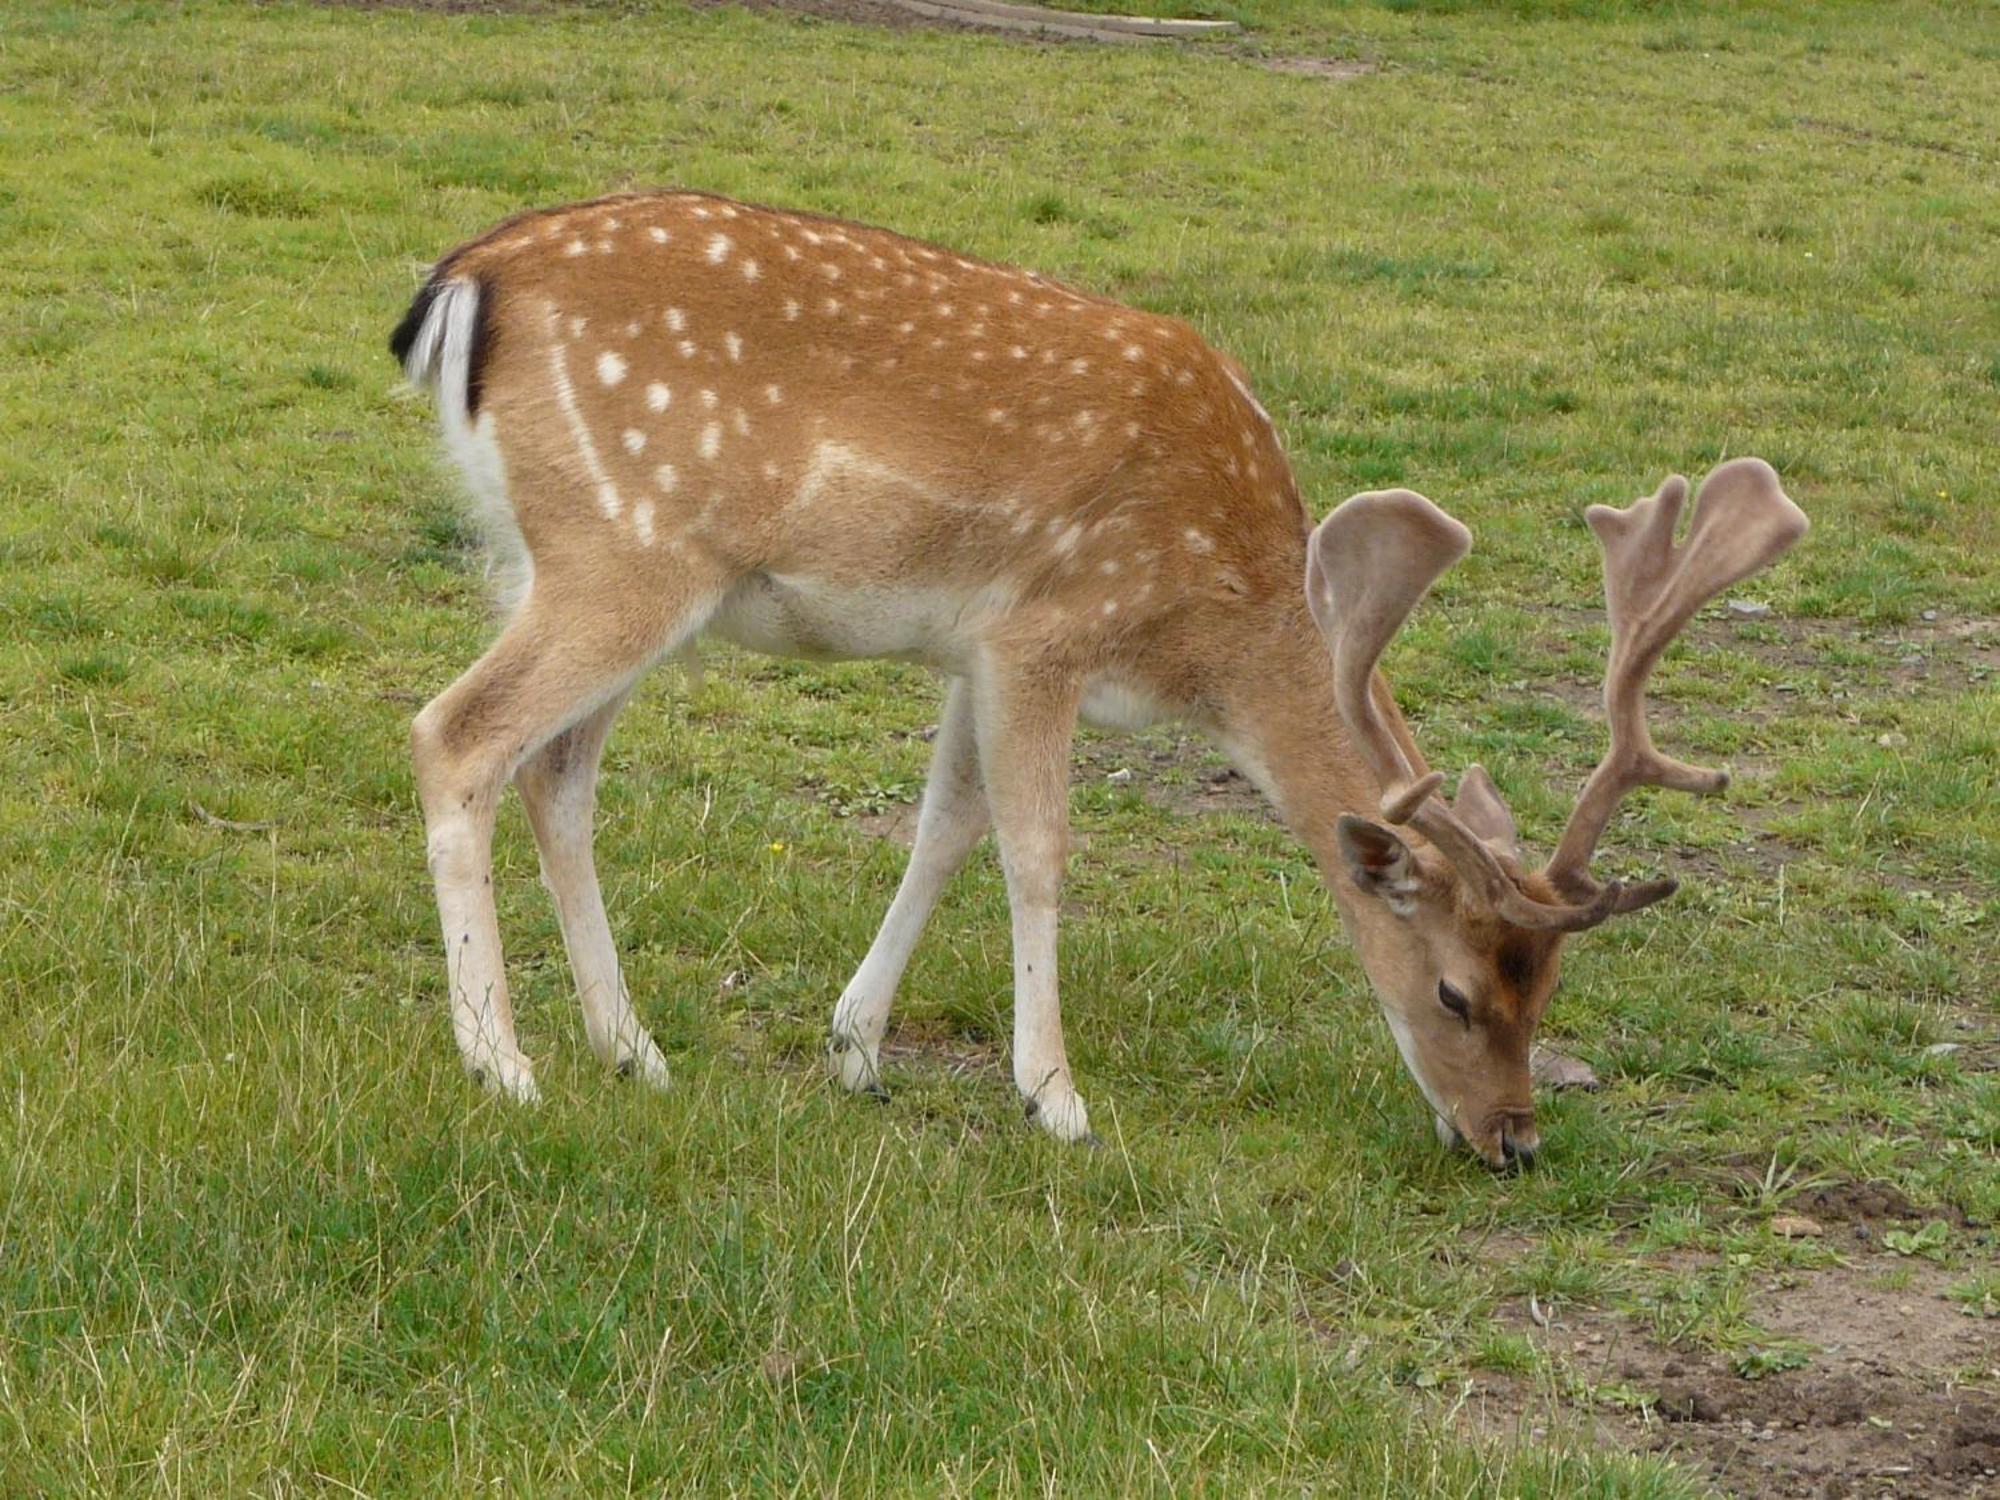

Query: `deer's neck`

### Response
(1212, 603, 1423, 890)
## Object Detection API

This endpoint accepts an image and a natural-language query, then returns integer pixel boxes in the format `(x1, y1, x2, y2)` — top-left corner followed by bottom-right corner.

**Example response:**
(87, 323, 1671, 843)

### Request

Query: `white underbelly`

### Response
(705, 573, 995, 672)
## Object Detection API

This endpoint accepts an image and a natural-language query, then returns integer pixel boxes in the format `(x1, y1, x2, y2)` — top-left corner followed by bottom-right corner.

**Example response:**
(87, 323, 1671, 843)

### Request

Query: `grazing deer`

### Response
(390, 190, 1806, 1165)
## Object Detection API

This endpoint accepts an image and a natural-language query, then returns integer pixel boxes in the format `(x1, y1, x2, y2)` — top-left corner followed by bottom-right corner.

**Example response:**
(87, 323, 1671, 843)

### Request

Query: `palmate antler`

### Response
(1305, 458, 1808, 933)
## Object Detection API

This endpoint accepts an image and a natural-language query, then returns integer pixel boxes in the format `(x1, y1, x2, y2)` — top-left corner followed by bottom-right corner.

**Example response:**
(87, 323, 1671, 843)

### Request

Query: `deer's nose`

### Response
(1500, 1118, 1540, 1171)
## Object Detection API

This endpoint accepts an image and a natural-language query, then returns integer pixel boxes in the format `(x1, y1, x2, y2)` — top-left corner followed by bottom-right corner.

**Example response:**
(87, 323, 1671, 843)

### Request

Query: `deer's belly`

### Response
(707, 573, 989, 671)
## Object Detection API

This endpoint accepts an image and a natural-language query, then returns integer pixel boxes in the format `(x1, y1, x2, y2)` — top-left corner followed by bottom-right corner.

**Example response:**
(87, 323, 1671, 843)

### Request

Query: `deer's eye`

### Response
(1438, 981, 1472, 1024)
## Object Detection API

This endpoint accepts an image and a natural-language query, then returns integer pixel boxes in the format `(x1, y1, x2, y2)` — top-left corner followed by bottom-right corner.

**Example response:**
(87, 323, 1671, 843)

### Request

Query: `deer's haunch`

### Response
(391, 190, 1806, 1163)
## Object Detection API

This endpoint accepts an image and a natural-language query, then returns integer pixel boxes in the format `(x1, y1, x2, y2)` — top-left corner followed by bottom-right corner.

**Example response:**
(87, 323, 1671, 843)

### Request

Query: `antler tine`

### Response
(1545, 458, 1809, 896)
(1306, 491, 1625, 931)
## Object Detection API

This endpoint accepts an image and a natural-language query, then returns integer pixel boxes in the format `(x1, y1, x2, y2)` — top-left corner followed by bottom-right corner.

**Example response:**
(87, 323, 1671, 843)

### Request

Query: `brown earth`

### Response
(1448, 1172, 2000, 1499)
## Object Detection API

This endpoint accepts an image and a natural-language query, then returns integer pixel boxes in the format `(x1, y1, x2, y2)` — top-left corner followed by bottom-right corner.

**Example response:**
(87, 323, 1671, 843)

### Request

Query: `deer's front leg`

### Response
(829, 676, 988, 1097)
(973, 661, 1092, 1144)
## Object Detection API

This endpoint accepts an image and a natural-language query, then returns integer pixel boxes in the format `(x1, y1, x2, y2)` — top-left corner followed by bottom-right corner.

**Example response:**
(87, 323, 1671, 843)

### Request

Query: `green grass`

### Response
(1, 0, 1996, 1492)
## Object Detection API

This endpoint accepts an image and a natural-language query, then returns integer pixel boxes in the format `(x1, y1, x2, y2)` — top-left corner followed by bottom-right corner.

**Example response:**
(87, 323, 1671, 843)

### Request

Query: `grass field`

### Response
(1, 0, 1996, 1493)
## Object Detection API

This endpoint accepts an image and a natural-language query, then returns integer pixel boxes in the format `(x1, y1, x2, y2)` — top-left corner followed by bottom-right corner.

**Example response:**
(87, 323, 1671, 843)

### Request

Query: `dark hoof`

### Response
(469, 1066, 488, 1087)
(1081, 1131, 1105, 1151)
(615, 1057, 636, 1081)
(862, 1082, 891, 1104)
(1023, 1098, 1040, 1121)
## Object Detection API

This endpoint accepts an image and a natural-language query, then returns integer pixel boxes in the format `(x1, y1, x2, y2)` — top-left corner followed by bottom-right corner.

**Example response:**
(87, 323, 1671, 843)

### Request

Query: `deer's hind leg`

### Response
(515, 688, 670, 1088)
(412, 572, 717, 1100)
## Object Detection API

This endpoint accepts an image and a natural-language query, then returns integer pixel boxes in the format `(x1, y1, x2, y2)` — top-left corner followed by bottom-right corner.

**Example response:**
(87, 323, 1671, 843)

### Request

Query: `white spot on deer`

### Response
(701, 389, 718, 410)
(1068, 358, 1090, 375)
(725, 332, 743, 362)
(700, 423, 721, 461)
(742, 259, 761, 282)
(1184, 528, 1214, 554)
(764, 384, 783, 405)
(784, 244, 802, 262)
(935, 303, 955, 318)
(986, 407, 1008, 424)
(820, 262, 842, 281)
(666, 307, 687, 332)
(622, 429, 645, 455)
(648, 226, 669, 244)
(646, 382, 671, 413)
(1099, 559, 1120, 575)
(1175, 368, 1195, 386)
(1101, 600, 1119, 616)
(548, 342, 620, 520)
(762, 460, 781, 481)
(1123, 344, 1144, 362)
(783, 298, 801, 320)
(654, 463, 679, 493)
(678, 340, 697, 360)
(633, 500, 656, 547)
(565, 239, 587, 257)
(567, 315, 588, 339)
(597, 351, 627, 386)
(800, 228, 824, 246)
(969, 349, 988, 362)
(1225, 368, 1274, 428)
(1053, 523, 1084, 557)
(705, 234, 732, 264)
(620, 321, 638, 340)
(732, 408, 751, 437)
(1009, 345, 1028, 360)
(718, 204, 740, 219)
(897, 321, 916, 336)
(691, 205, 713, 220)
(822, 297, 842, 316)
(1125, 421, 1142, 438)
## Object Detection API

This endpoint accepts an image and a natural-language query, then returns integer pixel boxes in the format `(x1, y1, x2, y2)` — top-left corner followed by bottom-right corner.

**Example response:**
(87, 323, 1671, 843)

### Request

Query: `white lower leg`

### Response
(1006, 885, 1090, 1143)
(427, 804, 538, 1102)
(829, 679, 987, 1094)
(973, 666, 1090, 1143)
(519, 700, 668, 1088)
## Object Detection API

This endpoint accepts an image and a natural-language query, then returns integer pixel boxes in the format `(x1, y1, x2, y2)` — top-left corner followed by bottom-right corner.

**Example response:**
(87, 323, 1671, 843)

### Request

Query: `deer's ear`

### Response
(1453, 763, 1518, 856)
(1336, 815, 1423, 915)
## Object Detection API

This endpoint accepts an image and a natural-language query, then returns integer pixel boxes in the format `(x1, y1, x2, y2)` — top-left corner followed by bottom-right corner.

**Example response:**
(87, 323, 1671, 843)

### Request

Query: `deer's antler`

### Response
(1306, 460, 1807, 934)
(1543, 457, 1809, 903)
(1305, 490, 1623, 933)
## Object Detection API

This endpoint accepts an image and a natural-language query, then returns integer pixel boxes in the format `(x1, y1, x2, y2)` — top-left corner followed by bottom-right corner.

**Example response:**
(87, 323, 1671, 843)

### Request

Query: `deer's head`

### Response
(1304, 459, 1808, 1167)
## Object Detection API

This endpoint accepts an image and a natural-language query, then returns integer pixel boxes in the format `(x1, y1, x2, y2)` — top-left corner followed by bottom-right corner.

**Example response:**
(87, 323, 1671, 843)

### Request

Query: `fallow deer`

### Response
(390, 190, 1806, 1165)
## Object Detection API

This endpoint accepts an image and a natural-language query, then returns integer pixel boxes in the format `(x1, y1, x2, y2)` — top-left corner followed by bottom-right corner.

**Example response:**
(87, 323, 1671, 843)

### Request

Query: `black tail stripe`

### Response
(388, 275, 441, 369)
(464, 272, 495, 418)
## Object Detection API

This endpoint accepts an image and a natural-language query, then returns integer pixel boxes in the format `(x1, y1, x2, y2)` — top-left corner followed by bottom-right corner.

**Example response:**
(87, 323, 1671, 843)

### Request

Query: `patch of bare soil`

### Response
(1259, 57, 1379, 79)
(1466, 1256, 2000, 1498)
